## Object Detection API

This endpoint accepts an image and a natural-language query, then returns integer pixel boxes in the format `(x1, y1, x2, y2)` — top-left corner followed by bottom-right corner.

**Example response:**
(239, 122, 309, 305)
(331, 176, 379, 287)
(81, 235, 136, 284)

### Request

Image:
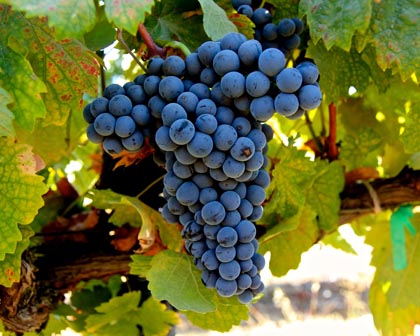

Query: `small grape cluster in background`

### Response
(83, 0, 322, 304)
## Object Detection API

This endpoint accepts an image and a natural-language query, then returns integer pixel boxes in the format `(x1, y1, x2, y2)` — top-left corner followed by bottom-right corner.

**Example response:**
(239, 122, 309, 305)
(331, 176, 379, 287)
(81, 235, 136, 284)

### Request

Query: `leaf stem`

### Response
(116, 29, 147, 72)
(304, 111, 323, 154)
(136, 175, 164, 199)
(164, 41, 191, 56)
(328, 102, 339, 161)
(137, 23, 166, 58)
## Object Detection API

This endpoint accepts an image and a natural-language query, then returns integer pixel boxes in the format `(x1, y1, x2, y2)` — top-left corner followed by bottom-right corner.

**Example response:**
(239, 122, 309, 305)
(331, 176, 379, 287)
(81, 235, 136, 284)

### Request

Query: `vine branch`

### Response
(137, 23, 166, 58)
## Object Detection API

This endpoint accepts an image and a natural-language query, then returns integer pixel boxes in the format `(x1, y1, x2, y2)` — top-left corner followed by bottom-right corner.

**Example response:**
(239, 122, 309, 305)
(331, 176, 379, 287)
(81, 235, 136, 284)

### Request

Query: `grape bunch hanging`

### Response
(83, 0, 322, 304)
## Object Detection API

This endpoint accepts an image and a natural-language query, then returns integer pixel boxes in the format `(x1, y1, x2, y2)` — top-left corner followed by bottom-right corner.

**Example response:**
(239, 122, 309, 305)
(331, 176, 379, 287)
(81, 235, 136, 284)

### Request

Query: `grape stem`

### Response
(116, 29, 147, 72)
(304, 111, 323, 154)
(164, 41, 191, 56)
(328, 102, 339, 161)
(137, 23, 166, 58)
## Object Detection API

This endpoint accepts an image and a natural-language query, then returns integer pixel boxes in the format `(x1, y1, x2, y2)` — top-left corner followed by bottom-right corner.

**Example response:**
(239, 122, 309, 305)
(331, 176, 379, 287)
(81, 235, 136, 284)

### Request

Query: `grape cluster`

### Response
(83, 13, 322, 304)
(83, 79, 157, 156)
(232, 0, 304, 56)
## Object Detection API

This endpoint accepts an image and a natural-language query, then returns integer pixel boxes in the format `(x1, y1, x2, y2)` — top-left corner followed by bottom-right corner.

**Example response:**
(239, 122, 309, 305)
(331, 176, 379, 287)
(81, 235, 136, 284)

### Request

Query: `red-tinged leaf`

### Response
(6, 10, 100, 126)
(228, 12, 254, 39)
(5, 0, 97, 39)
(104, 0, 155, 36)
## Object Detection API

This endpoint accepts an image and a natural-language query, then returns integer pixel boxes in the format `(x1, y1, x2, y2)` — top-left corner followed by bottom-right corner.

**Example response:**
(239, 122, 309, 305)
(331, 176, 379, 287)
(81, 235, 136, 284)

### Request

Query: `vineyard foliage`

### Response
(0, 0, 419, 335)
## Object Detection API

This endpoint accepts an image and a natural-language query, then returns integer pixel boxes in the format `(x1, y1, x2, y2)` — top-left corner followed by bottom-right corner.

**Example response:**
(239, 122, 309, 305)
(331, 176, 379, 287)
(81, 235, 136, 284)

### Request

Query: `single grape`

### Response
(185, 52, 203, 76)
(195, 98, 217, 116)
(197, 41, 221, 66)
(215, 245, 236, 263)
(131, 104, 150, 126)
(216, 278, 237, 297)
(213, 124, 238, 151)
(232, 117, 251, 136)
(201, 201, 226, 225)
(126, 84, 147, 104)
(200, 67, 219, 86)
(219, 32, 247, 51)
(202, 150, 226, 169)
(162, 55, 186, 77)
(219, 260, 241, 280)
(235, 220, 256, 243)
(173, 160, 193, 179)
(155, 125, 178, 151)
(94, 112, 115, 136)
(237, 4, 253, 18)
(86, 124, 104, 144)
(177, 91, 199, 114)
(252, 8, 272, 27)
(220, 191, 241, 211)
(278, 18, 296, 37)
(103, 83, 125, 99)
(238, 39, 262, 67)
(296, 61, 320, 84)
(103, 137, 123, 155)
(159, 76, 184, 101)
(274, 92, 299, 116)
(230, 137, 255, 162)
(201, 249, 220, 271)
(83, 103, 95, 123)
(143, 75, 161, 96)
(236, 242, 255, 260)
(148, 95, 166, 118)
(176, 181, 200, 206)
(175, 146, 197, 165)
(169, 118, 195, 145)
(90, 97, 109, 117)
(222, 156, 246, 179)
(195, 114, 218, 134)
(200, 188, 219, 205)
(258, 48, 286, 77)
(109, 94, 133, 117)
(238, 290, 254, 304)
(161, 103, 187, 126)
(217, 226, 238, 247)
(246, 185, 266, 206)
(250, 96, 275, 122)
(215, 106, 235, 125)
(276, 68, 303, 93)
(232, 0, 251, 10)
(298, 84, 322, 110)
(115, 115, 136, 138)
(246, 71, 270, 98)
(263, 23, 278, 41)
(220, 71, 245, 98)
(187, 132, 214, 158)
(189, 83, 211, 99)
(213, 49, 241, 76)
(147, 57, 164, 75)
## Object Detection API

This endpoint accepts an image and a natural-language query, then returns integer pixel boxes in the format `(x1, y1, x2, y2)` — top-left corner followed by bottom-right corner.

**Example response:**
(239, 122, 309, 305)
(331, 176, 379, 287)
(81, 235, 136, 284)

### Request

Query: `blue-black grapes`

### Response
(83, 8, 323, 303)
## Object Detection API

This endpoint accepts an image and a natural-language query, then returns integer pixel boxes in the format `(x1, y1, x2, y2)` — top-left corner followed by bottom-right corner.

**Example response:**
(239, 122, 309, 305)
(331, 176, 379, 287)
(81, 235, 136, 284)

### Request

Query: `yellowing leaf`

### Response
(5, 0, 97, 39)
(147, 250, 215, 313)
(184, 295, 249, 332)
(0, 87, 15, 137)
(198, 0, 237, 40)
(0, 44, 47, 131)
(137, 297, 179, 336)
(0, 139, 47, 283)
(7, 11, 99, 126)
(0, 225, 33, 287)
(299, 0, 372, 51)
(104, 0, 155, 36)
(259, 208, 319, 277)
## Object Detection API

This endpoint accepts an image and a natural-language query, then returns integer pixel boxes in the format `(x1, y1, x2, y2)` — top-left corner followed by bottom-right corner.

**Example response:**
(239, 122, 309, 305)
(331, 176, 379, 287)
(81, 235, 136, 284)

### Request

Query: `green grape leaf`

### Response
(84, 6, 116, 51)
(198, 0, 237, 40)
(137, 297, 179, 336)
(0, 87, 15, 137)
(184, 295, 249, 332)
(0, 225, 33, 287)
(307, 41, 370, 102)
(88, 189, 146, 228)
(306, 160, 344, 231)
(366, 212, 420, 309)
(85, 291, 142, 336)
(269, 0, 300, 21)
(0, 44, 47, 131)
(401, 103, 420, 153)
(104, 0, 155, 36)
(321, 229, 357, 255)
(264, 142, 316, 221)
(7, 11, 99, 126)
(4, 0, 97, 39)
(369, 280, 420, 336)
(144, 1, 208, 52)
(0, 139, 47, 263)
(130, 254, 152, 278)
(259, 208, 319, 277)
(299, 0, 372, 51)
(16, 106, 86, 166)
(370, 0, 420, 80)
(340, 129, 384, 171)
(147, 250, 215, 313)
